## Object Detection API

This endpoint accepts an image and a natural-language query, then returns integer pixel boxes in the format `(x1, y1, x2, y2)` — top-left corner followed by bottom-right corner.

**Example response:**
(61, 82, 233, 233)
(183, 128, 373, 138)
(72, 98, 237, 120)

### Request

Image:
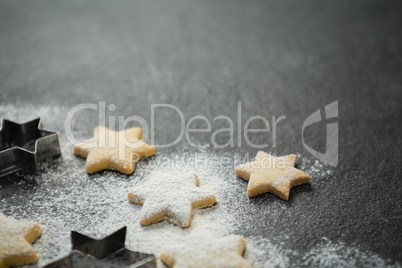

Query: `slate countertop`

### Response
(0, 0, 401, 267)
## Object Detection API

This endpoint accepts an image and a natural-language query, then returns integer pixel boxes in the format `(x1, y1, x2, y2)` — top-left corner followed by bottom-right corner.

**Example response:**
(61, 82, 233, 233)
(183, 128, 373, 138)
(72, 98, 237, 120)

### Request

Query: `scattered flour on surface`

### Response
(302, 238, 400, 268)
(0, 103, 399, 268)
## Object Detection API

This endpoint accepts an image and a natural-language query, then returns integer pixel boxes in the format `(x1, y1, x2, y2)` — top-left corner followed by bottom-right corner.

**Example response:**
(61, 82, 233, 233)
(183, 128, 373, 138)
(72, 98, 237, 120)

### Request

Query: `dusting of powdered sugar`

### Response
(0, 213, 41, 259)
(160, 234, 252, 267)
(0, 103, 399, 268)
(127, 170, 217, 228)
(245, 236, 292, 268)
(302, 238, 400, 267)
(297, 155, 333, 178)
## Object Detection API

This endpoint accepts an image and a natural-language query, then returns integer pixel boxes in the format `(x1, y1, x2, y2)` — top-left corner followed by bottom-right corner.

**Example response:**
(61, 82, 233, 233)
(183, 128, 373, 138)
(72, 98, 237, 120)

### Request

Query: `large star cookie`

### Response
(74, 126, 155, 174)
(0, 213, 42, 268)
(128, 172, 216, 228)
(235, 151, 310, 200)
(160, 235, 252, 268)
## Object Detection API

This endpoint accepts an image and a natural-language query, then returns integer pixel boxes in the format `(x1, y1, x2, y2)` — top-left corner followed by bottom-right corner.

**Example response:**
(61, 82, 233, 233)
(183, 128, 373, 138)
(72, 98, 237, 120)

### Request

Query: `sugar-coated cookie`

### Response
(74, 126, 155, 174)
(128, 172, 216, 228)
(160, 234, 252, 268)
(235, 151, 310, 200)
(0, 213, 42, 268)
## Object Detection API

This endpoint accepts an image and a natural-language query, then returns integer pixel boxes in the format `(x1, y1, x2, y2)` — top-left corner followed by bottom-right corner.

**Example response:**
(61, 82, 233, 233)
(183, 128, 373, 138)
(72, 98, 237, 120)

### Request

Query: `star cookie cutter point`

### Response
(0, 118, 61, 177)
(44, 226, 156, 268)
(71, 226, 126, 259)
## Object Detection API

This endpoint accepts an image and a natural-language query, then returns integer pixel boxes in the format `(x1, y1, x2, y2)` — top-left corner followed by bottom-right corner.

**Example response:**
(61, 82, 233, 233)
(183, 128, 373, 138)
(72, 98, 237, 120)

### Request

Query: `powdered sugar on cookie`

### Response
(128, 171, 216, 228)
(161, 234, 252, 268)
(0, 213, 42, 268)
(1, 103, 398, 268)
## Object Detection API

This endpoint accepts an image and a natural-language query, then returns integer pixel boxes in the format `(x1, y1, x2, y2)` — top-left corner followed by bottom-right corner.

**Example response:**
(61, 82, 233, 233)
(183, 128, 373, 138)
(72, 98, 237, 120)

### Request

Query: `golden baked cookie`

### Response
(160, 235, 252, 268)
(235, 151, 310, 200)
(0, 213, 42, 268)
(128, 172, 216, 228)
(74, 126, 155, 174)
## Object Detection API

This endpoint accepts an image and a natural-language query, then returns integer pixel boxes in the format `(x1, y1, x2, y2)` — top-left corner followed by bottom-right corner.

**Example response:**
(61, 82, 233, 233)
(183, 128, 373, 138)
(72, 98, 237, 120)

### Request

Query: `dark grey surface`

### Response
(0, 0, 401, 266)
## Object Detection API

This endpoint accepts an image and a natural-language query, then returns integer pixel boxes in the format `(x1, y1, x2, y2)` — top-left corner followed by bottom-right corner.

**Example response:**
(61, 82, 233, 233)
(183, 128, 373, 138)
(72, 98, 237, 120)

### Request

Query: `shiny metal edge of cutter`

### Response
(0, 118, 61, 177)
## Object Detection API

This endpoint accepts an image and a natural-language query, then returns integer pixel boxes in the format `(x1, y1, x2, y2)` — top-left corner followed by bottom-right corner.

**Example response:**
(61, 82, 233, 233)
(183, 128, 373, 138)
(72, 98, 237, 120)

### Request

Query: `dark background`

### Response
(0, 0, 401, 266)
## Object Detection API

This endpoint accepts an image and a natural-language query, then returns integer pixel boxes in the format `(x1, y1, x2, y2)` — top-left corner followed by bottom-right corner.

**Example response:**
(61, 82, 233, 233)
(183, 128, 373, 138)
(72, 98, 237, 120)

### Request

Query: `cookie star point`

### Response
(235, 151, 310, 200)
(128, 173, 216, 228)
(0, 213, 42, 268)
(74, 126, 155, 175)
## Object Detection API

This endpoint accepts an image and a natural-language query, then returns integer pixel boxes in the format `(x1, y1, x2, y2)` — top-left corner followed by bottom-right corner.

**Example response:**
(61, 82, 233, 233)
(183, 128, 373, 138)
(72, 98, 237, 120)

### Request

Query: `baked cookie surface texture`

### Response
(74, 126, 155, 174)
(0, 213, 42, 268)
(235, 151, 310, 200)
(160, 235, 252, 268)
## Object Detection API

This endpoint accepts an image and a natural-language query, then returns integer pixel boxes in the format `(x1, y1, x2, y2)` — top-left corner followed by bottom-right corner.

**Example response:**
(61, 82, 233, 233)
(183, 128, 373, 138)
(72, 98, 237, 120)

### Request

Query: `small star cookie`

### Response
(74, 126, 155, 174)
(128, 172, 216, 228)
(160, 235, 252, 268)
(235, 151, 310, 200)
(0, 213, 42, 268)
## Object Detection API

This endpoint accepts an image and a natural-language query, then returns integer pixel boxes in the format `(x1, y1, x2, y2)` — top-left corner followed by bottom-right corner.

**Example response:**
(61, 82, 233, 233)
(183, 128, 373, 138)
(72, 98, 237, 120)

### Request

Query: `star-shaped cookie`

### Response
(74, 126, 155, 174)
(235, 151, 310, 200)
(0, 213, 42, 268)
(160, 235, 252, 268)
(128, 172, 216, 228)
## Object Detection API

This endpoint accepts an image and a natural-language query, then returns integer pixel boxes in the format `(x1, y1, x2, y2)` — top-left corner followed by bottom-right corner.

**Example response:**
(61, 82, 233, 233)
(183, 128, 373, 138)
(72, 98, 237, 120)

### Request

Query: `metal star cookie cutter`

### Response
(44, 226, 156, 268)
(0, 118, 61, 177)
